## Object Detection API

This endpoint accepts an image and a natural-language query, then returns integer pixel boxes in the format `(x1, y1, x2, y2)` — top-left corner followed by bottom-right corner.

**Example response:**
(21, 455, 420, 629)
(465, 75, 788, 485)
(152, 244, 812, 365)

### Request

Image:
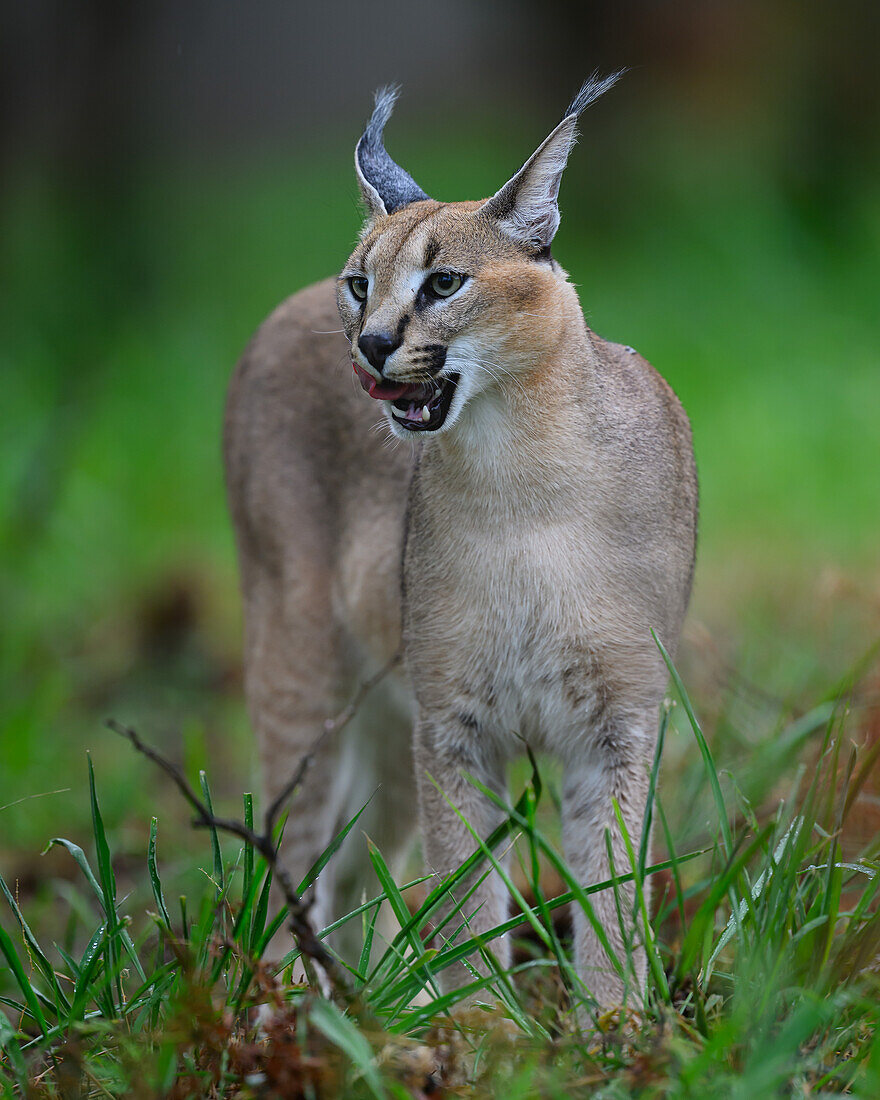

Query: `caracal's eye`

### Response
(428, 271, 463, 298)
(349, 276, 369, 302)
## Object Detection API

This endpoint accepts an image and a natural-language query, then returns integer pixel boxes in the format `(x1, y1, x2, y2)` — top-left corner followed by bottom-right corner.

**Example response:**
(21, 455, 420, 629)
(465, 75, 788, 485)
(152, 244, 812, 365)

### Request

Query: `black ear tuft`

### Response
(478, 70, 624, 252)
(563, 70, 627, 122)
(355, 86, 431, 216)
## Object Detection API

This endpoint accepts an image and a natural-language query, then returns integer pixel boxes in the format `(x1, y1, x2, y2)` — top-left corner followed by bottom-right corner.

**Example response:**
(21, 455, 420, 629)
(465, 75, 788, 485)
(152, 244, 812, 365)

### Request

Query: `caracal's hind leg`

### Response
(241, 549, 352, 972)
(329, 675, 417, 968)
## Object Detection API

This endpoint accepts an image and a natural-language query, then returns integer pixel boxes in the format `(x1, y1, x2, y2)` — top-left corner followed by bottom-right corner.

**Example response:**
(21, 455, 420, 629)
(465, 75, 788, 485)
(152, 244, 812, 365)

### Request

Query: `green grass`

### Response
(2, 651, 879, 1097)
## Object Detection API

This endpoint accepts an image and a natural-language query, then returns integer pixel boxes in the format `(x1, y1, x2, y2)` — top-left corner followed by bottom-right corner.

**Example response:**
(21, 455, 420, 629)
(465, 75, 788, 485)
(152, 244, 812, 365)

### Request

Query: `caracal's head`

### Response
(337, 75, 622, 439)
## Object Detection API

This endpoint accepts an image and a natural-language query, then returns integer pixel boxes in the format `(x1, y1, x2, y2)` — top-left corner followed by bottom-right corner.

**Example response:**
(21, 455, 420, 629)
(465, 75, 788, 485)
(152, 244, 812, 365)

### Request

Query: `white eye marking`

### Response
(405, 270, 424, 298)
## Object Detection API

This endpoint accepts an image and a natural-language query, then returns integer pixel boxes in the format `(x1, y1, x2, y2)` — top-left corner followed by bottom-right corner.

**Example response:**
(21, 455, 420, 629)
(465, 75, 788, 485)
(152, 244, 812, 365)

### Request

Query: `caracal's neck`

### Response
(421, 293, 596, 520)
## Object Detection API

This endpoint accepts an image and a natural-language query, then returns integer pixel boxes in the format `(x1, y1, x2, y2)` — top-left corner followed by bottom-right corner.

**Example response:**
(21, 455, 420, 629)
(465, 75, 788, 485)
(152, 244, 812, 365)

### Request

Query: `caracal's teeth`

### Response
(421, 405, 431, 422)
(390, 404, 407, 419)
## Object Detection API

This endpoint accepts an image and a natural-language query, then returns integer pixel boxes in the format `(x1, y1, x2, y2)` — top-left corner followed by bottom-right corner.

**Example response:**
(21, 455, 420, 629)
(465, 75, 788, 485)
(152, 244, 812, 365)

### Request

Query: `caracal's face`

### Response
(337, 200, 565, 439)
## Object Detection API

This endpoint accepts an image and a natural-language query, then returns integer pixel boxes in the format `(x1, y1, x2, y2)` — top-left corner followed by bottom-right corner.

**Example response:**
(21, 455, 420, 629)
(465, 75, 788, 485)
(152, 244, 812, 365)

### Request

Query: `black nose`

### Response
(358, 331, 399, 372)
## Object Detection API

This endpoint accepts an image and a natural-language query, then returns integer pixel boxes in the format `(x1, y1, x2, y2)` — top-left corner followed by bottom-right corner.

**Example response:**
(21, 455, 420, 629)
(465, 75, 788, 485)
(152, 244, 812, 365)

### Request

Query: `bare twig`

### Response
(326, 649, 403, 736)
(107, 648, 402, 1001)
(107, 717, 339, 994)
(263, 648, 402, 835)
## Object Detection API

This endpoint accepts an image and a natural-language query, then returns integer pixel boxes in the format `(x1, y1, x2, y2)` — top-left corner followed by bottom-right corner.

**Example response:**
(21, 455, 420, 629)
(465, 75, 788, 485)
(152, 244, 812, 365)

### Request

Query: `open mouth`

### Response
(388, 373, 459, 431)
(352, 362, 459, 432)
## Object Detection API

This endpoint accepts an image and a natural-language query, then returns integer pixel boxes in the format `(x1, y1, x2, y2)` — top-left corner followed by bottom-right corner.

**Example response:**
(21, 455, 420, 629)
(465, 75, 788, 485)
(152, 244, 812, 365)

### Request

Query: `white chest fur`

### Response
(402, 424, 632, 762)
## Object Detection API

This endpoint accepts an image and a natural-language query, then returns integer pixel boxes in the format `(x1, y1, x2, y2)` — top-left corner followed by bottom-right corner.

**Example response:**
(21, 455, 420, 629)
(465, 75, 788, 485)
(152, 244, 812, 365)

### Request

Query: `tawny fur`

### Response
(224, 83, 697, 1010)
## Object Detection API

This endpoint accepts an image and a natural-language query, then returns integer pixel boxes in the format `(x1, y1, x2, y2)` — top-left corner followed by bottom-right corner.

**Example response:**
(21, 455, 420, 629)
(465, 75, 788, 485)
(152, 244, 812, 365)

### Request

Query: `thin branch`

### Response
(263, 648, 402, 836)
(326, 649, 403, 737)
(106, 650, 402, 1002)
(107, 717, 338, 994)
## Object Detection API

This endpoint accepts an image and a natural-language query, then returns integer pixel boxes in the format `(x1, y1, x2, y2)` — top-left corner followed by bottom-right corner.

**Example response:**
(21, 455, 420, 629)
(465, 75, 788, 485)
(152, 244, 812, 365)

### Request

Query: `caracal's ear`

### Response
(355, 86, 431, 224)
(479, 71, 624, 254)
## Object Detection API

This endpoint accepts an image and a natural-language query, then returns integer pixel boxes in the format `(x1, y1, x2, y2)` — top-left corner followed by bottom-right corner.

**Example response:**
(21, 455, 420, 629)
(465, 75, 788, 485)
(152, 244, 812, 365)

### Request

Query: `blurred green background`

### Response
(1, 2, 878, 903)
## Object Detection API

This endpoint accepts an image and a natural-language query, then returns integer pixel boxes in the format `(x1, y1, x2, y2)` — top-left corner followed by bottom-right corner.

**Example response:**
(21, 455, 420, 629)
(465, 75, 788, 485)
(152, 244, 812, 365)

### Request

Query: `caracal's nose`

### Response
(358, 331, 399, 372)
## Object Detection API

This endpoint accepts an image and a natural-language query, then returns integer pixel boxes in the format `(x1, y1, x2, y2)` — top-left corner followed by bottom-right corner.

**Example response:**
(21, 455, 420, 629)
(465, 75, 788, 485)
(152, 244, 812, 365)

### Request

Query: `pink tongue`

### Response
(352, 361, 418, 402)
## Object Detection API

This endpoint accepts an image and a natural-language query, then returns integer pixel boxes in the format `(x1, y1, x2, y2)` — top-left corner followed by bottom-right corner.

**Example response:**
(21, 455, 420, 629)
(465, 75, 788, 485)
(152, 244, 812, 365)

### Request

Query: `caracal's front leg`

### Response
(561, 711, 654, 1012)
(413, 711, 510, 995)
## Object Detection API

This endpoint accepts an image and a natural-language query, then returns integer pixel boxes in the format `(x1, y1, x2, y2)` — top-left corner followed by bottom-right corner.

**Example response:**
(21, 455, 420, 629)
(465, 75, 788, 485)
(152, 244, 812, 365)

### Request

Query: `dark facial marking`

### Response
(359, 203, 438, 276)
(423, 235, 441, 268)
(410, 343, 446, 357)
(360, 237, 379, 269)
(395, 204, 443, 259)
(413, 273, 453, 313)
(410, 342, 447, 372)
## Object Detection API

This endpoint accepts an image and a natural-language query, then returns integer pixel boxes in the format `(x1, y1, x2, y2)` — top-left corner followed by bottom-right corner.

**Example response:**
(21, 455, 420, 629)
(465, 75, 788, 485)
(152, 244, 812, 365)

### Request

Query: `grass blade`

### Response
(308, 998, 387, 1100)
(638, 701, 669, 879)
(179, 895, 189, 943)
(69, 923, 109, 1021)
(43, 838, 103, 902)
(87, 756, 147, 989)
(199, 769, 225, 897)
(357, 902, 380, 984)
(0, 870, 69, 1016)
(87, 754, 118, 922)
(0, 1011, 27, 1089)
(241, 792, 254, 946)
(298, 795, 374, 894)
(0, 923, 49, 1037)
(654, 632, 733, 858)
(367, 839, 439, 1001)
(613, 798, 670, 1002)
(147, 817, 172, 930)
